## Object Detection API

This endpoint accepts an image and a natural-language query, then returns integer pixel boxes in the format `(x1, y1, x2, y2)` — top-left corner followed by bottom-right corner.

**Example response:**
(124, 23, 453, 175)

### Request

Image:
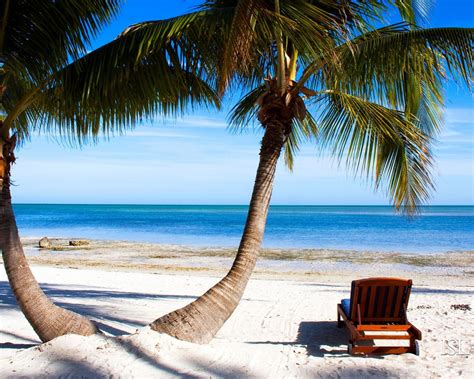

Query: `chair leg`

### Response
(337, 310, 342, 328)
(347, 341, 354, 355)
(410, 339, 420, 355)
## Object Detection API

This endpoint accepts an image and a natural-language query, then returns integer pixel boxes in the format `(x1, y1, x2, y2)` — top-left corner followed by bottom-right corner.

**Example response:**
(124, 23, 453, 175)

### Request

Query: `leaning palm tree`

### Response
(0, 0, 217, 342)
(142, 0, 472, 343)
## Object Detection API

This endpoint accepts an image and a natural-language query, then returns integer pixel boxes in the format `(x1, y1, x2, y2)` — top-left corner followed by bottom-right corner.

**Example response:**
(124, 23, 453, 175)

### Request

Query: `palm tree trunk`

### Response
(0, 136, 98, 342)
(150, 98, 289, 343)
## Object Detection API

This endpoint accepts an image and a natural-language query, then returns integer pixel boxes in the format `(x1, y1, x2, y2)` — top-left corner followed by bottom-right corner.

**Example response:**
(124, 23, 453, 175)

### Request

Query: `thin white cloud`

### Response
(126, 129, 198, 139)
(437, 158, 474, 176)
(436, 138, 474, 147)
(444, 107, 474, 124)
(438, 128, 461, 138)
(152, 115, 228, 129)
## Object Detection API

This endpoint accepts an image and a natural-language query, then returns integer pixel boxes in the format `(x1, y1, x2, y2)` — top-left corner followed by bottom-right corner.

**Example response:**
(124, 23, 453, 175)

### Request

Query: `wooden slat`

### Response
(357, 324, 411, 331)
(358, 334, 411, 340)
(376, 286, 387, 317)
(359, 286, 368, 319)
(351, 286, 360, 320)
(349, 287, 360, 320)
(385, 286, 396, 317)
(362, 331, 409, 336)
(352, 278, 412, 287)
(357, 317, 406, 322)
(404, 285, 412, 312)
(367, 286, 377, 317)
(393, 286, 405, 318)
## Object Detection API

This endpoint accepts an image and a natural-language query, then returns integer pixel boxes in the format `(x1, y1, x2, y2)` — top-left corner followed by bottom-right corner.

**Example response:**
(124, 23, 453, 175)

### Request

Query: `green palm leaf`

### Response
(284, 110, 318, 170)
(318, 26, 472, 129)
(316, 90, 433, 212)
(1, 9, 220, 142)
(1, 0, 122, 82)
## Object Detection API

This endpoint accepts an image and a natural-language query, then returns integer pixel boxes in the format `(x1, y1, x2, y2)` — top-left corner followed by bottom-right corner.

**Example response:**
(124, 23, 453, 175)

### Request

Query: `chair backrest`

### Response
(349, 277, 412, 324)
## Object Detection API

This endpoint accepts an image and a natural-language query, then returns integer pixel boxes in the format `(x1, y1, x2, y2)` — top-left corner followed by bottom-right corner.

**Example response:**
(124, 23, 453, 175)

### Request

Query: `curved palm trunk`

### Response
(0, 136, 98, 342)
(150, 95, 291, 343)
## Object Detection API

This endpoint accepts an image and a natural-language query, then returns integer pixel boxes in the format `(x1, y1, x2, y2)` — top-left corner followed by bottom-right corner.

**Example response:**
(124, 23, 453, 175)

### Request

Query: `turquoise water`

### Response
(13, 204, 474, 253)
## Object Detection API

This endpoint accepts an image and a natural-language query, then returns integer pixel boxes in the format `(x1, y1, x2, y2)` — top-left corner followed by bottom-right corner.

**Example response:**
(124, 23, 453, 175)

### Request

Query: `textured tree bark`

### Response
(0, 136, 99, 342)
(150, 93, 292, 343)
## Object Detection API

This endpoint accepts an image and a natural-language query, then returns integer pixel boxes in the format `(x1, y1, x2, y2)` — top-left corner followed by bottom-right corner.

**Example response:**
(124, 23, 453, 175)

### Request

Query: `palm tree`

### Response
(143, 1, 472, 343)
(0, 1, 217, 342)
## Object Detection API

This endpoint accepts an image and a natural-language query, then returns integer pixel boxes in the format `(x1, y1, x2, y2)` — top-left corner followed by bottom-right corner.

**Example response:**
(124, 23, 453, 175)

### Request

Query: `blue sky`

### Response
(12, 0, 473, 205)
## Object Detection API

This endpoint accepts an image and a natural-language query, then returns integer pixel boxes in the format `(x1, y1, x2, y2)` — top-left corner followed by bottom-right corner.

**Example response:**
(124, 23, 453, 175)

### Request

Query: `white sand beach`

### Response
(1, 241, 473, 378)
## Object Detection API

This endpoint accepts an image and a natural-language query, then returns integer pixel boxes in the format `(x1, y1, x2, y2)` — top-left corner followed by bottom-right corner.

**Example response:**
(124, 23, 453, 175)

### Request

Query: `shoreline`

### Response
(15, 237, 474, 286)
(20, 235, 473, 255)
(18, 233, 473, 255)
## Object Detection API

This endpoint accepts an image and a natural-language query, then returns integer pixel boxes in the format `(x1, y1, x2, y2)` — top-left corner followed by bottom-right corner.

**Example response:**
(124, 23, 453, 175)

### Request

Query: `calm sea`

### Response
(12, 204, 474, 253)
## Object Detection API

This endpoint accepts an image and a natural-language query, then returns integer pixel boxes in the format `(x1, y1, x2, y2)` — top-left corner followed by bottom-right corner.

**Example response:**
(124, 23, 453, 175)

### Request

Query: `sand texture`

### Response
(1, 246, 473, 379)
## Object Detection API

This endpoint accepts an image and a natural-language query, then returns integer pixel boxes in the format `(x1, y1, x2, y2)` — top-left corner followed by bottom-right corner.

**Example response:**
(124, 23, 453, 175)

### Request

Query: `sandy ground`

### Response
(1, 256, 473, 378)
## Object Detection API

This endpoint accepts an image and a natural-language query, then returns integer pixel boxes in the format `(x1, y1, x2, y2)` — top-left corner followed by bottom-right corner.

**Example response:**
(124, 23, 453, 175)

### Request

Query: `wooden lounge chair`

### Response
(337, 277, 422, 355)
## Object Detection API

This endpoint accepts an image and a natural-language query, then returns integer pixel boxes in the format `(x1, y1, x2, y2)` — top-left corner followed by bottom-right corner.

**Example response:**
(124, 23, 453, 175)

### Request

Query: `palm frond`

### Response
(212, 0, 262, 93)
(391, 0, 433, 24)
(228, 85, 267, 132)
(283, 110, 318, 170)
(0, 73, 35, 142)
(328, 26, 472, 96)
(301, 25, 472, 139)
(315, 90, 434, 213)
(33, 64, 219, 145)
(2, 10, 222, 143)
(1, 0, 122, 83)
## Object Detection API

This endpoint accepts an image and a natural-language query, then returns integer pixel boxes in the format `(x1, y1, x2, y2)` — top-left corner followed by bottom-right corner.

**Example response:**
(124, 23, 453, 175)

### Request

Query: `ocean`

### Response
(12, 204, 474, 253)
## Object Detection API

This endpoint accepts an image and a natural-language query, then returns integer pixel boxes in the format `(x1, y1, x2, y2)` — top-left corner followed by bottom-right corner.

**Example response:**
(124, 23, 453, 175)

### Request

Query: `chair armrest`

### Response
(409, 323, 422, 339)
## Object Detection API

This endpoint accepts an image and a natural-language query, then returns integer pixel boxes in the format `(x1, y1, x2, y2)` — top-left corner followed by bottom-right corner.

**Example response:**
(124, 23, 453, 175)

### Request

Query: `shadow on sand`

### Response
(0, 280, 197, 337)
(246, 321, 348, 357)
(0, 280, 197, 306)
(296, 321, 348, 357)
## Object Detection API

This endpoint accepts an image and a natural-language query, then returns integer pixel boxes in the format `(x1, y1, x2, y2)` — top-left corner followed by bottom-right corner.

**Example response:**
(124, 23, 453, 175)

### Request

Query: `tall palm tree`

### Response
(143, 0, 472, 343)
(0, 0, 218, 342)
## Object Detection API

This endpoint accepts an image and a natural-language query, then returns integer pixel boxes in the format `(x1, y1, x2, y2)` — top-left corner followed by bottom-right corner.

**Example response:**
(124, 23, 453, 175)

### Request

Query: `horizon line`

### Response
(12, 203, 474, 207)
